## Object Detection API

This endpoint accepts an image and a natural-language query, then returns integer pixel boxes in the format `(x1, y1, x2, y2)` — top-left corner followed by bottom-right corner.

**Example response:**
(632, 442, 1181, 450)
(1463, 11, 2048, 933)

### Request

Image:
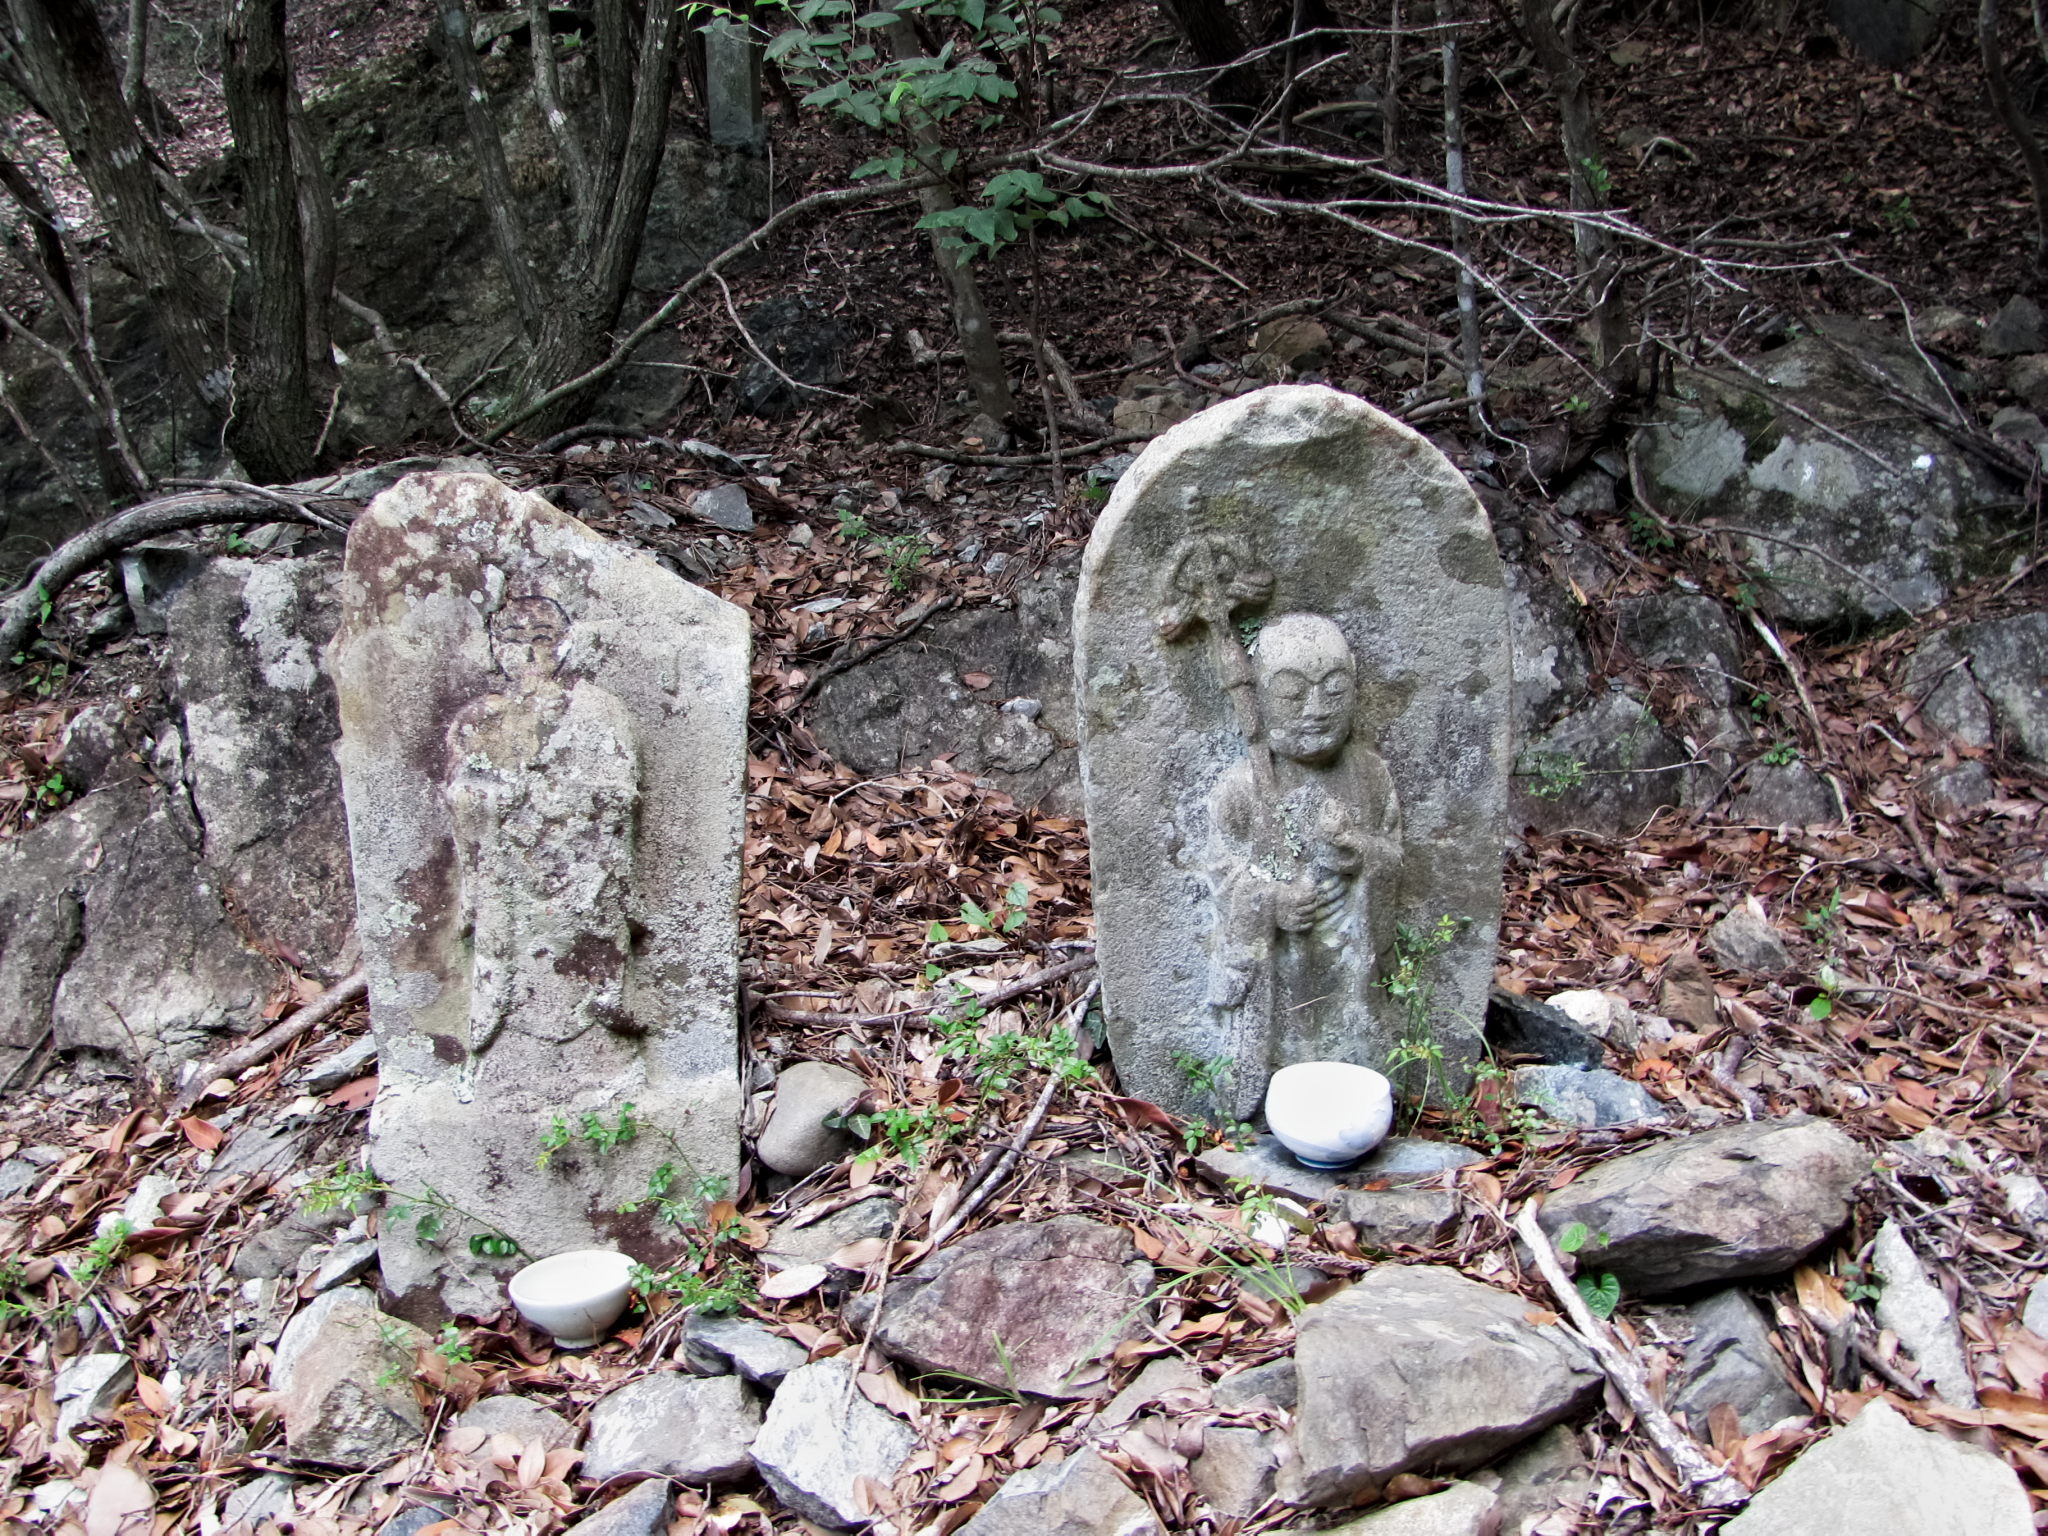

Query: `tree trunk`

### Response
(1984, 0, 2048, 275)
(1152, 0, 1258, 106)
(437, 0, 545, 336)
(10, 0, 230, 423)
(1520, 0, 1627, 377)
(885, 21, 1013, 423)
(222, 0, 319, 478)
(1436, 0, 1484, 418)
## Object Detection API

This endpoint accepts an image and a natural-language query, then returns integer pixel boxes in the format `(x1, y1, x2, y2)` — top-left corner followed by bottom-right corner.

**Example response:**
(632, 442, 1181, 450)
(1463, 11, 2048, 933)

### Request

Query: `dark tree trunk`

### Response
(9, 0, 230, 423)
(222, 0, 319, 478)
(1153, 0, 1259, 106)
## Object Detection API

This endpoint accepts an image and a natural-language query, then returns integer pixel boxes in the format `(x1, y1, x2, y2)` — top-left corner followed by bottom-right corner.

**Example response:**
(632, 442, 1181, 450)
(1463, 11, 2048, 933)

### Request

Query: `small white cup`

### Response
(507, 1249, 637, 1349)
(1264, 1062, 1394, 1169)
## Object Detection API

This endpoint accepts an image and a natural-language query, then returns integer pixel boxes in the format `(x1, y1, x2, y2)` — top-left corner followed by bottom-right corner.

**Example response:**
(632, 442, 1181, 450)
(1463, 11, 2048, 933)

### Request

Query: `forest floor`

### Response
(1, 0, 2047, 1531)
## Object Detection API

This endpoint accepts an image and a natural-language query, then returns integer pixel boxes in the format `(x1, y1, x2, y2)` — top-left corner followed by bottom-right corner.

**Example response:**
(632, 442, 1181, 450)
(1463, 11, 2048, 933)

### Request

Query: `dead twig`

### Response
(1514, 1197, 1751, 1508)
(171, 970, 368, 1114)
(757, 954, 1095, 1027)
(795, 596, 959, 707)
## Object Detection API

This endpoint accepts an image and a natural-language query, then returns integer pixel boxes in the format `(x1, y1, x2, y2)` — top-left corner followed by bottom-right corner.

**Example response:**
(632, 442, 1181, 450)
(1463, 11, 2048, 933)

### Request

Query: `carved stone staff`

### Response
(1156, 531, 1276, 794)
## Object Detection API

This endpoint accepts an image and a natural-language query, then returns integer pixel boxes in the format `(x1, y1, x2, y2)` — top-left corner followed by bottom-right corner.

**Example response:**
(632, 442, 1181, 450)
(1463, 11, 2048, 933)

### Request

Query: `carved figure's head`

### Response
(488, 594, 569, 686)
(1256, 613, 1356, 765)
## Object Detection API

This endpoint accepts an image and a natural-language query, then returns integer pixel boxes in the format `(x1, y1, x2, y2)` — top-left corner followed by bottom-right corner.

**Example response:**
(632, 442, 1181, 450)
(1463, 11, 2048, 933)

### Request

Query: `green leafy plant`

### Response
(1579, 155, 1613, 201)
(74, 1220, 132, 1289)
(1382, 915, 1466, 1113)
(1557, 1222, 1621, 1318)
(835, 508, 931, 591)
(959, 879, 1030, 936)
(1625, 502, 1675, 551)
(1883, 193, 1917, 231)
(1761, 741, 1799, 767)
(1806, 961, 1845, 1022)
(302, 1160, 524, 1260)
(434, 1322, 477, 1366)
(1171, 1050, 1256, 1152)
(1519, 748, 1586, 801)
(918, 169, 1106, 263)
(536, 1102, 640, 1169)
(1802, 887, 1844, 943)
(1562, 394, 1592, 414)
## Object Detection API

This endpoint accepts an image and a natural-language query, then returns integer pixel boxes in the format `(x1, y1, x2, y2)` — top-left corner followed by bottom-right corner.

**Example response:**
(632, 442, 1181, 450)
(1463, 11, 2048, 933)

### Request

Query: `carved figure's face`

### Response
(489, 599, 568, 686)
(1257, 615, 1357, 765)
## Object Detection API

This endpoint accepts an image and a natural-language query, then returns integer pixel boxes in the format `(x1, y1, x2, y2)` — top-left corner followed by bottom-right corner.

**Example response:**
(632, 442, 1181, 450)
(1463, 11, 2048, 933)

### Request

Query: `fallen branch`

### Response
(757, 953, 1095, 1027)
(795, 596, 959, 706)
(1, 489, 359, 663)
(888, 432, 1151, 468)
(171, 970, 368, 1114)
(921, 1066, 1061, 1257)
(1514, 1197, 1751, 1508)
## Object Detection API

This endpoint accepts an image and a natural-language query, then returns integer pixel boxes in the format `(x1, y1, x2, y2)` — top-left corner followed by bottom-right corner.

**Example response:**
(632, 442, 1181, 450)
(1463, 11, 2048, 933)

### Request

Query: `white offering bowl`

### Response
(508, 1249, 636, 1349)
(1265, 1062, 1395, 1169)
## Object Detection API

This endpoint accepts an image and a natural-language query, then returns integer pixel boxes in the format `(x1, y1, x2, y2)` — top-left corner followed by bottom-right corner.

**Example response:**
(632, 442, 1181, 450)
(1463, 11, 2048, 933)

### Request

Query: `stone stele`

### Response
(1076, 386, 1509, 1119)
(332, 472, 748, 1318)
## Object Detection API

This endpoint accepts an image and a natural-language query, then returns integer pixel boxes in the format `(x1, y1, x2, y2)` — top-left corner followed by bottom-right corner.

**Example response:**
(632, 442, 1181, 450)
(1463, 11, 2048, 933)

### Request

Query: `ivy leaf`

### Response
(1575, 1271, 1621, 1319)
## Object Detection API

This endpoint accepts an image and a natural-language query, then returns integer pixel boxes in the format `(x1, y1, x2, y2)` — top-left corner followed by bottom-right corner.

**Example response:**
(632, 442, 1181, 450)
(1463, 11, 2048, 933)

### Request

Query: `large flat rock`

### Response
(859, 1215, 1152, 1399)
(1536, 1114, 1865, 1295)
(1291, 1265, 1600, 1505)
(751, 1356, 918, 1529)
(1720, 1400, 2031, 1535)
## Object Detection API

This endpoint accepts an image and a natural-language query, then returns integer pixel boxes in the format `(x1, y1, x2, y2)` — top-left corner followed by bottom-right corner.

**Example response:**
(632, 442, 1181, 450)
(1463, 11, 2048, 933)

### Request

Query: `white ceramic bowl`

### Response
(507, 1249, 636, 1348)
(1264, 1062, 1394, 1169)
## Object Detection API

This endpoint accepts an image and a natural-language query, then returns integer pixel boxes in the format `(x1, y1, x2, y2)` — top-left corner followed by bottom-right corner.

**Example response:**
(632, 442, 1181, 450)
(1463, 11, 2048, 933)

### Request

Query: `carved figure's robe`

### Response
(1204, 745, 1401, 1099)
(445, 678, 639, 1053)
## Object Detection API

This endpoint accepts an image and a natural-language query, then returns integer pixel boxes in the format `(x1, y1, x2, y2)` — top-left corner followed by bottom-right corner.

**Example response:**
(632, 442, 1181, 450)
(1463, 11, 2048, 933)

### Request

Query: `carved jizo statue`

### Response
(1205, 614, 1401, 1080)
(445, 594, 641, 1063)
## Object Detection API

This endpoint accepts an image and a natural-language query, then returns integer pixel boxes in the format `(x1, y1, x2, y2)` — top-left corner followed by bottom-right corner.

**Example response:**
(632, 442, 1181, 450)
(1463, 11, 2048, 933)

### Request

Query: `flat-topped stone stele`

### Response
(1076, 386, 1510, 1117)
(332, 472, 748, 1318)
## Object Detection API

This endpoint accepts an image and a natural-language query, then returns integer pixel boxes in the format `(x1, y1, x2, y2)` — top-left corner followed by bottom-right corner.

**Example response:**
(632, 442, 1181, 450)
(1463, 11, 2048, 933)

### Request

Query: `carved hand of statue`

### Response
(1276, 870, 1349, 933)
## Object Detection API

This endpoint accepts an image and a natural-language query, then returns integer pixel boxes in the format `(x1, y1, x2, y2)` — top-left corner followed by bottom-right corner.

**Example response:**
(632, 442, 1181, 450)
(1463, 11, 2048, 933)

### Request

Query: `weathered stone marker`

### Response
(332, 473, 748, 1317)
(1076, 385, 1509, 1119)
(704, 15, 765, 151)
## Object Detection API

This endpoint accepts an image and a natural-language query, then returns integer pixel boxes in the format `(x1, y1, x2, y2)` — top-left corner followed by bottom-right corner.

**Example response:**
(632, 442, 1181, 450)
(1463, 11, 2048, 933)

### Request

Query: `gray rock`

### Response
(54, 1353, 135, 1440)
(1826, 0, 1946, 66)
(1922, 761, 1997, 819)
(1505, 558, 1592, 747)
(1636, 322, 2009, 626)
(561, 1482, 671, 1536)
(1873, 1218, 1977, 1406)
(1730, 761, 1839, 827)
(0, 1160, 38, 1200)
(452, 1394, 578, 1450)
(859, 1215, 1151, 1399)
(1617, 592, 1743, 709)
(2010, 353, 2048, 410)
(1318, 1480, 1498, 1535)
(763, 1196, 901, 1271)
(1291, 1266, 1600, 1505)
(378, 1506, 455, 1536)
(1514, 1066, 1665, 1129)
(1199, 1137, 1344, 1204)
(1100, 1357, 1203, 1427)
(165, 555, 356, 974)
(1671, 1289, 1806, 1435)
(1707, 901, 1794, 973)
(1193, 1426, 1280, 1518)
(1485, 988, 1604, 1068)
(1078, 386, 1509, 1117)
(311, 1236, 379, 1293)
(562, 1479, 671, 1536)
(810, 553, 1082, 815)
(217, 1473, 298, 1534)
(752, 1356, 918, 1529)
(756, 1061, 864, 1177)
(1212, 1356, 1297, 1411)
(271, 1287, 426, 1468)
(1906, 628, 1997, 749)
(1720, 1400, 2030, 1535)
(693, 484, 755, 533)
(960, 1447, 1163, 1536)
(1514, 688, 1691, 837)
(1537, 1114, 1866, 1295)
(1985, 296, 2047, 357)
(732, 298, 849, 418)
(1358, 1138, 1484, 1178)
(1336, 1188, 1460, 1248)
(300, 1035, 377, 1095)
(1478, 1424, 1591, 1536)
(233, 1206, 349, 1280)
(583, 1373, 759, 1482)
(0, 782, 274, 1078)
(1087, 453, 1138, 485)
(1247, 317, 1334, 375)
(1958, 612, 2048, 764)
(333, 473, 747, 1318)
(2027, 1280, 2048, 1337)
(683, 1312, 806, 1386)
